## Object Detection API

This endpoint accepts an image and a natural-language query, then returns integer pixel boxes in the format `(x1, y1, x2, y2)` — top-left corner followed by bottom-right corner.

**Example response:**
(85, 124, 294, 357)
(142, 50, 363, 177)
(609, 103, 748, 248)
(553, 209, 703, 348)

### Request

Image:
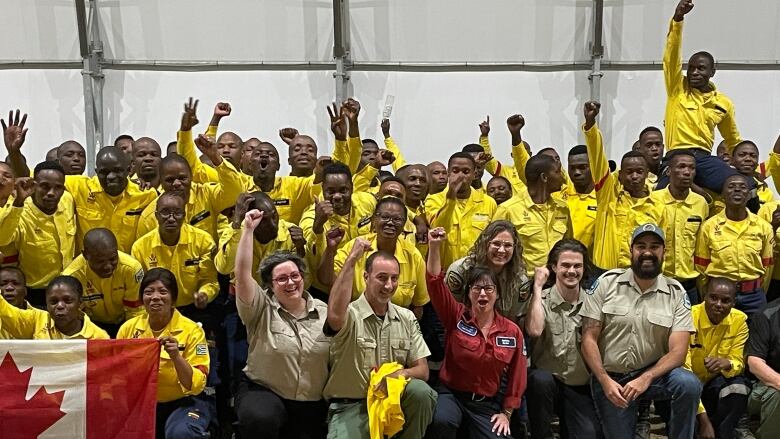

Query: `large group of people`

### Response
(2, 1, 780, 438)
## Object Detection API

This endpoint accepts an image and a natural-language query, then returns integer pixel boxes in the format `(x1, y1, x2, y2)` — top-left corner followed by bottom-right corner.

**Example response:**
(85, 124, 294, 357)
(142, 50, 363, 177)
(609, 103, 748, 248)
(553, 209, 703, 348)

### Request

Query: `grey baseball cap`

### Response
(631, 223, 665, 245)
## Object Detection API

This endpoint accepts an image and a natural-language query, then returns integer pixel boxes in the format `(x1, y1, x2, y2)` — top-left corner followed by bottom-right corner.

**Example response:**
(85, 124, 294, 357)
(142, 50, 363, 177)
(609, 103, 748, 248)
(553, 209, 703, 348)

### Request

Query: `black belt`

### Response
(328, 398, 363, 405)
(451, 389, 495, 403)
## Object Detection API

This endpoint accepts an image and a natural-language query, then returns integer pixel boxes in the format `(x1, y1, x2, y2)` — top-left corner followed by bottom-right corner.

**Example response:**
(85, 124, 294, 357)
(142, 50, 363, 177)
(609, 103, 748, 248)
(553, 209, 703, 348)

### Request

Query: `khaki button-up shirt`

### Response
(530, 286, 590, 386)
(238, 283, 330, 401)
(580, 269, 694, 374)
(323, 294, 430, 400)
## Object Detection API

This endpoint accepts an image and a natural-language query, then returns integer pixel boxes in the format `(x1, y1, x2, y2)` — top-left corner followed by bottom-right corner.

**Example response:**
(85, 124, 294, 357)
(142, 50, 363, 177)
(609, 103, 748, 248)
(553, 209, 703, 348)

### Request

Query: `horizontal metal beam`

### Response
(2, 59, 780, 72)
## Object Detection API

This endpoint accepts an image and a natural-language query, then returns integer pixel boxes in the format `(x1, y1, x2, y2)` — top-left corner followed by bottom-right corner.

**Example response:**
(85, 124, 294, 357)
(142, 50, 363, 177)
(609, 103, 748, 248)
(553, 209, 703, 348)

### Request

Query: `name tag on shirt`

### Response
(587, 206, 598, 211)
(184, 258, 201, 267)
(457, 320, 478, 337)
(274, 199, 291, 206)
(687, 216, 702, 223)
(125, 209, 144, 216)
(357, 216, 372, 228)
(472, 214, 490, 222)
(190, 210, 211, 225)
(496, 336, 517, 348)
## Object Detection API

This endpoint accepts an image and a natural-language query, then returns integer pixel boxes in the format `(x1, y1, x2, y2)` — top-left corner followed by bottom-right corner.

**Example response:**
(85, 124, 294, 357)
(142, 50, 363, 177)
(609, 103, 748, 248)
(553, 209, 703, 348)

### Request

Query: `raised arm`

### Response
(381, 118, 407, 171)
(177, 98, 219, 183)
(235, 209, 264, 305)
(1, 109, 30, 178)
(524, 267, 550, 338)
(326, 237, 371, 333)
(664, 0, 694, 96)
(582, 102, 613, 195)
(507, 115, 531, 184)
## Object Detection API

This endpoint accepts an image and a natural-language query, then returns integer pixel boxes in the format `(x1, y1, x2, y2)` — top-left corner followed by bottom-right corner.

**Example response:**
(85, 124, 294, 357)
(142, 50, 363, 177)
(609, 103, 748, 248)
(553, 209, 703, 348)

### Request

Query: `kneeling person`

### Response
(323, 239, 437, 439)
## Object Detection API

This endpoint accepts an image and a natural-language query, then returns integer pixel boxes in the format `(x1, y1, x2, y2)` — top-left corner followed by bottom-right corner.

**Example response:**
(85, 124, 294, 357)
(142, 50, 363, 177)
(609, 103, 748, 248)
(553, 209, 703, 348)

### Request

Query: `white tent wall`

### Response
(1, 0, 779, 176)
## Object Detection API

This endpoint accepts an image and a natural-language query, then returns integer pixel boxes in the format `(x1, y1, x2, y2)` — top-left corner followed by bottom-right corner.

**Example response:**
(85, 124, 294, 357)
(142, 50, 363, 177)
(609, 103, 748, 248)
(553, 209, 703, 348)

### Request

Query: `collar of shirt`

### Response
(659, 187, 699, 207)
(46, 312, 102, 339)
(153, 223, 197, 247)
(546, 284, 584, 313)
(269, 290, 320, 319)
(364, 233, 410, 265)
(561, 184, 596, 200)
(713, 209, 760, 230)
(132, 309, 187, 337)
(617, 269, 671, 296)
(693, 303, 736, 331)
(460, 308, 512, 338)
(353, 293, 401, 323)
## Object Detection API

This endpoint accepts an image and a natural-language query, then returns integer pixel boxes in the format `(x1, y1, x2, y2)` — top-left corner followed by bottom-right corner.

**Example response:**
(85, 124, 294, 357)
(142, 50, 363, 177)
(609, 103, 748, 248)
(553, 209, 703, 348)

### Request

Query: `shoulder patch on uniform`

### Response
(586, 278, 599, 295)
(456, 320, 478, 337)
(134, 269, 144, 283)
(195, 344, 208, 355)
(682, 293, 691, 310)
(446, 269, 465, 293)
(496, 336, 517, 348)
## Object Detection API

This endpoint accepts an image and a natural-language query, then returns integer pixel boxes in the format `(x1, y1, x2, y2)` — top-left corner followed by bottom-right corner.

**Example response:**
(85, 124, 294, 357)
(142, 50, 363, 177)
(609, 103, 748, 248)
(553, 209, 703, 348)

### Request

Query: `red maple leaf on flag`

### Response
(0, 352, 66, 438)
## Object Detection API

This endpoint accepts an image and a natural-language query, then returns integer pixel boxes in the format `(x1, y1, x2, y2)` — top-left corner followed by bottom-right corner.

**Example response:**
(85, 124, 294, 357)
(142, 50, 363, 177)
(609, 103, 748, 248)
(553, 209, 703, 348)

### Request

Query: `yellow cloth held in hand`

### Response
(368, 362, 409, 439)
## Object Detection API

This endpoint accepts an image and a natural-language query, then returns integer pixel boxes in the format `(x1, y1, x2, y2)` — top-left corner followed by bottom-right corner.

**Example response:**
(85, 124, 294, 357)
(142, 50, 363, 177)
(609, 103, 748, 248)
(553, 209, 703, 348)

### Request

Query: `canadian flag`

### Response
(0, 339, 159, 439)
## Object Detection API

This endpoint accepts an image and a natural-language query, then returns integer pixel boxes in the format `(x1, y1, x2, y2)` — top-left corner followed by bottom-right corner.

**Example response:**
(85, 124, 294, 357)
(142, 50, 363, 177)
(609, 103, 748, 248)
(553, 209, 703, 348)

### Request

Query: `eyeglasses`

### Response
(272, 272, 302, 285)
(376, 214, 405, 226)
(158, 210, 185, 219)
(488, 240, 514, 251)
(470, 284, 496, 294)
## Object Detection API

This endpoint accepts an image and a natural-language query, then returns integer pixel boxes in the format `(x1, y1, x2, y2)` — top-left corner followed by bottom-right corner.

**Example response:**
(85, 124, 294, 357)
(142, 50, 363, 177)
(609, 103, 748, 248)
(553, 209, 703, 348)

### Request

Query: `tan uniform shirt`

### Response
(322, 294, 430, 400)
(579, 269, 694, 373)
(238, 283, 330, 401)
(530, 286, 590, 386)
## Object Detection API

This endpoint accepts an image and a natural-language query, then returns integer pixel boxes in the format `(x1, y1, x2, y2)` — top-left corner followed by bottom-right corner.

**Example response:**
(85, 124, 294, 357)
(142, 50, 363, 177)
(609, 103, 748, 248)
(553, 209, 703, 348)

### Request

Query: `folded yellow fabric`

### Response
(368, 362, 409, 439)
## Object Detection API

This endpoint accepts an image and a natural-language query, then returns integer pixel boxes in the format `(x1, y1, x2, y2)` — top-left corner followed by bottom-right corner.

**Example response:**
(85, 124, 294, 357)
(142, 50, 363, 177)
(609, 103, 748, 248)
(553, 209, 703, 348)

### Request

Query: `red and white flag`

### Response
(0, 339, 159, 439)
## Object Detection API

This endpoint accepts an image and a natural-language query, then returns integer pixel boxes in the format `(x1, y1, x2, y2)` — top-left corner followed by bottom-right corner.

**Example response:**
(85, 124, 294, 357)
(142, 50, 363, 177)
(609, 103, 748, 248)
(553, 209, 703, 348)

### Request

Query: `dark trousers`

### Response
(701, 375, 750, 439)
(767, 279, 780, 303)
(526, 369, 601, 439)
(736, 288, 767, 322)
(657, 149, 754, 193)
(679, 278, 700, 307)
(234, 374, 327, 439)
(156, 395, 216, 439)
(427, 385, 512, 439)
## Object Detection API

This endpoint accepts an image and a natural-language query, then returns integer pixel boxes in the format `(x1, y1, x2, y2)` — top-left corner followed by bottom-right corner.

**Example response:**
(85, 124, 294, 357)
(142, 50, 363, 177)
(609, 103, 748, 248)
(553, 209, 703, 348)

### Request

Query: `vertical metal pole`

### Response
(589, 0, 604, 103)
(333, 0, 351, 105)
(75, 0, 104, 175)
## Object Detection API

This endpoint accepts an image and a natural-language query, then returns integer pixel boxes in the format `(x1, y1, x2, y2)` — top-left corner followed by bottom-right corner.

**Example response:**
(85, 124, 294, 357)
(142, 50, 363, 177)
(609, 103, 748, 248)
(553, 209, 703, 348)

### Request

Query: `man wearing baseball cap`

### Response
(580, 223, 702, 439)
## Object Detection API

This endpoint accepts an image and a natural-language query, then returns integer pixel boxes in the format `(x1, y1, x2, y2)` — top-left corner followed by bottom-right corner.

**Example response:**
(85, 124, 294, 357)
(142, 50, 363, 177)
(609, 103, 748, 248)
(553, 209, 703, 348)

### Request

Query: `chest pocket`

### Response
(358, 337, 377, 367)
(647, 312, 673, 329)
(494, 345, 515, 365)
(76, 206, 103, 223)
(395, 281, 416, 305)
(602, 304, 630, 326)
(391, 338, 410, 365)
(703, 102, 727, 128)
(551, 220, 568, 238)
(684, 218, 702, 244)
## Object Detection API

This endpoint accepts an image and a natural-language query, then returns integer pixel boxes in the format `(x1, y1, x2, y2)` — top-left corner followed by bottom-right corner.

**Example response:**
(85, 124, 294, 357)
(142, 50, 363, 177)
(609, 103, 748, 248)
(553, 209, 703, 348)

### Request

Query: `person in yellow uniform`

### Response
(0, 161, 19, 267)
(299, 162, 375, 294)
(427, 161, 448, 195)
(62, 146, 157, 253)
(651, 150, 709, 305)
(131, 137, 163, 189)
(136, 138, 244, 242)
(730, 141, 774, 212)
(695, 174, 775, 319)
(319, 197, 429, 315)
(657, 0, 750, 198)
(380, 117, 408, 172)
(0, 267, 32, 338)
(0, 275, 108, 339)
(63, 228, 144, 336)
(132, 193, 219, 311)
(635, 126, 665, 187)
(0, 161, 76, 308)
(683, 278, 749, 439)
(494, 153, 572, 275)
(57, 140, 87, 176)
(486, 176, 513, 206)
(215, 192, 305, 285)
(117, 268, 214, 439)
(582, 101, 661, 271)
(758, 197, 780, 302)
(176, 98, 319, 225)
(279, 126, 320, 178)
(426, 152, 498, 270)
(396, 164, 430, 226)
(562, 145, 598, 252)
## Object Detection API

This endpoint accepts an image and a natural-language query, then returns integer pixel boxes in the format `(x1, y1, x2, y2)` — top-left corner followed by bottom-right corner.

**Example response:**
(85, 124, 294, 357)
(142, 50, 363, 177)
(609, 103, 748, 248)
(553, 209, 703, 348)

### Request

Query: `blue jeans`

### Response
(736, 288, 767, 323)
(590, 367, 701, 439)
(657, 149, 754, 193)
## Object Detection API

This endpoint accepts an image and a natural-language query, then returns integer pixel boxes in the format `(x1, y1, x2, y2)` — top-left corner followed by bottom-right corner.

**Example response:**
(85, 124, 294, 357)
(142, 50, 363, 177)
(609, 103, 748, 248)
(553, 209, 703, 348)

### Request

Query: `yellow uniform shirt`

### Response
(333, 234, 429, 308)
(0, 196, 18, 267)
(558, 186, 598, 250)
(652, 188, 709, 281)
(425, 188, 497, 270)
(383, 137, 408, 172)
(131, 224, 219, 306)
(62, 251, 145, 324)
(493, 191, 572, 275)
(685, 303, 748, 384)
(215, 219, 298, 285)
(352, 165, 380, 195)
(117, 310, 209, 403)
(177, 127, 254, 188)
(758, 200, 780, 281)
(136, 160, 244, 241)
(333, 136, 365, 174)
(508, 140, 572, 195)
(0, 295, 108, 339)
(0, 193, 77, 289)
(663, 19, 741, 152)
(585, 124, 662, 269)
(709, 177, 774, 218)
(66, 175, 157, 253)
(694, 211, 774, 285)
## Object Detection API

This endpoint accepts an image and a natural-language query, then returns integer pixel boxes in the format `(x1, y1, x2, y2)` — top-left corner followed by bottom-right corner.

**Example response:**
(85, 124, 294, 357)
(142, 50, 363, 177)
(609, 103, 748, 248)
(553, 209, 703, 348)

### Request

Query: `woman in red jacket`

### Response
(425, 226, 527, 438)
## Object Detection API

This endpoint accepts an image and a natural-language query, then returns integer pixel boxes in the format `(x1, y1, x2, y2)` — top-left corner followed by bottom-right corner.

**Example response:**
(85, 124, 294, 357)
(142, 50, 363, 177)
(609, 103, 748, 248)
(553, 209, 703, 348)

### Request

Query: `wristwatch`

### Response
(501, 408, 512, 418)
